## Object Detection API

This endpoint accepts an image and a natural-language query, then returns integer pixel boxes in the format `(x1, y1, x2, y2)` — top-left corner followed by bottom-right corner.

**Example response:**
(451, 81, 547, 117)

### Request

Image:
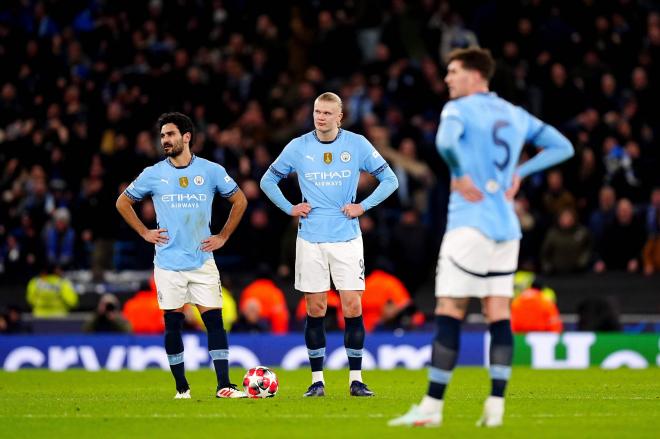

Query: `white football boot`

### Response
(388, 404, 442, 427)
(216, 384, 248, 398)
(174, 389, 191, 399)
(476, 396, 504, 427)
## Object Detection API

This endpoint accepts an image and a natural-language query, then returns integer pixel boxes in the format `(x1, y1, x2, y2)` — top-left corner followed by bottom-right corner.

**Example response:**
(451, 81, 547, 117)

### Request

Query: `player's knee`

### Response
(484, 308, 511, 323)
(342, 300, 362, 318)
(164, 311, 185, 332)
(306, 301, 327, 317)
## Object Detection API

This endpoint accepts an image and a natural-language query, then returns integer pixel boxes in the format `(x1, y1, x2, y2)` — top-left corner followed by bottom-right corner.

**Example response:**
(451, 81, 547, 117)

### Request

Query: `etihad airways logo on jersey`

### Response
(304, 170, 352, 187)
(161, 193, 208, 208)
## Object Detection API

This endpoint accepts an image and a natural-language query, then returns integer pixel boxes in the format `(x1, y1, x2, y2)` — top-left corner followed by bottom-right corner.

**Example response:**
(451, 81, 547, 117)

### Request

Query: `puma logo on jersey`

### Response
(160, 179, 169, 184)
(305, 155, 315, 161)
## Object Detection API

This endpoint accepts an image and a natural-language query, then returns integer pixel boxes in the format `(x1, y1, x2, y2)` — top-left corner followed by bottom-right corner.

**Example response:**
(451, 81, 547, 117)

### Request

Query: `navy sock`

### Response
(344, 316, 365, 371)
(164, 311, 188, 392)
(201, 309, 230, 388)
(489, 319, 513, 397)
(427, 315, 461, 400)
(305, 315, 326, 373)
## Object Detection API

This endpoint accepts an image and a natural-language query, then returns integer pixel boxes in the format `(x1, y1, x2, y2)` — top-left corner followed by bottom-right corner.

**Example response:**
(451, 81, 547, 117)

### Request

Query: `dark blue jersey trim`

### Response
(450, 257, 515, 278)
(166, 154, 196, 169)
(123, 190, 142, 202)
(268, 165, 288, 179)
(370, 163, 389, 177)
(220, 185, 239, 198)
(528, 124, 547, 144)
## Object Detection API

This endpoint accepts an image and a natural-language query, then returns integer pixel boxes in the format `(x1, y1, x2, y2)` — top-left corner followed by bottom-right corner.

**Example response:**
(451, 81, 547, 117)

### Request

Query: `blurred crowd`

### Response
(1, 0, 660, 308)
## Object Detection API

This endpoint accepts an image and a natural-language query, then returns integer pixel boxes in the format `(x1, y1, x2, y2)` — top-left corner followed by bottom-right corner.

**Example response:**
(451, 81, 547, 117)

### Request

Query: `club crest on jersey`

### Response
(194, 175, 204, 186)
(323, 152, 332, 164)
(340, 151, 351, 162)
(179, 177, 189, 188)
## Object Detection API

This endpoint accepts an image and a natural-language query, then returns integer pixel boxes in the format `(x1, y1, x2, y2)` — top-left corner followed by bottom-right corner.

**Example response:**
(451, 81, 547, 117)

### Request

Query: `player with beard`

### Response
(116, 112, 248, 399)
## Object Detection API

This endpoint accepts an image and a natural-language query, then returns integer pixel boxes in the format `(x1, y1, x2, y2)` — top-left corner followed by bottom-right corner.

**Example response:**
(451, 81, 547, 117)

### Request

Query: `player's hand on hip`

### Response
(142, 228, 168, 245)
(506, 174, 521, 200)
(452, 175, 484, 202)
(291, 203, 312, 217)
(341, 203, 365, 218)
(201, 234, 228, 252)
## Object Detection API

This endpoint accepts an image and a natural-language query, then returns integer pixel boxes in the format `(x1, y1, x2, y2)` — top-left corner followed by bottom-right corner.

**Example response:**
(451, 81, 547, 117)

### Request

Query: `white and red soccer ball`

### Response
(242, 366, 278, 398)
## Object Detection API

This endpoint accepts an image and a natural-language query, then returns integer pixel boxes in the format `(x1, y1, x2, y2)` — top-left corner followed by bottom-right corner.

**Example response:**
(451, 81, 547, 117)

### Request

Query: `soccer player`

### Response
(260, 92, 398, 397)
(116, 112, 248, 399)
(388, 47, 574, 427)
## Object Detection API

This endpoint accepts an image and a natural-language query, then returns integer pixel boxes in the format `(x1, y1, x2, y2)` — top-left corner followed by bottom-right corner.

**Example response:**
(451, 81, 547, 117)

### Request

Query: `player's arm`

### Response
(115, 193, 168, 245)
(436, 115, 483, 202)
(260, 167, 311, 218)
(201, 188, 247, 252)
(343, 166, 399, 218)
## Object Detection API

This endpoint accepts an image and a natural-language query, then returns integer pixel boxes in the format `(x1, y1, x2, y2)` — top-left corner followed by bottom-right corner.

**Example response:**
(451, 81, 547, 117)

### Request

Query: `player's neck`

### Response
(315, 127, 340, 142)
(168, 149, 193, 168)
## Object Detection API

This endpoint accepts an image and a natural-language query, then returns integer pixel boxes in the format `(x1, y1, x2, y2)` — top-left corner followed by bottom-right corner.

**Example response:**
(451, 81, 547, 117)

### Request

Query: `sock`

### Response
(489, 319, 513, 397)
(427, 315, 461, 400)
(344, 316, 365, 382)
(305, 315, 326, 382)
(164, 311, 188, 392)
(349, 370, 362, 384)
(201, 309, 230, 388)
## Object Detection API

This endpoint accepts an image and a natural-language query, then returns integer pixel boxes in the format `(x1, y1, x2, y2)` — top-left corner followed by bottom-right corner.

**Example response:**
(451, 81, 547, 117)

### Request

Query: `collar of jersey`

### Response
(312, 128, 343, 144)
(166, 154, 196, 169)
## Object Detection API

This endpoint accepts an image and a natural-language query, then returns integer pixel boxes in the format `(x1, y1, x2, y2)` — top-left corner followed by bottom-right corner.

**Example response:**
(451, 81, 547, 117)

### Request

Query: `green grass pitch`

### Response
(1, 367, 658, 438)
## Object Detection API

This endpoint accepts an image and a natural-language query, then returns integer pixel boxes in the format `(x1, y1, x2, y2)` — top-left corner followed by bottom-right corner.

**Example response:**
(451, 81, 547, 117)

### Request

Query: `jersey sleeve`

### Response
(359, 135, 388, 176)
(124, 168, 154, 201)
(269, 141, 296, 179)
(213, 164, 239, 198)
(436, 101, 466, 177)
(522, 109, 547, 143)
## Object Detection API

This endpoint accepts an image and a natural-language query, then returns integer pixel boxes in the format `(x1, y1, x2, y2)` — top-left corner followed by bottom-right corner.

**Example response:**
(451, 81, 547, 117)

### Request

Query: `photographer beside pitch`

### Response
(260, 92, 398, 397)
(116, 112, 248, 399)
(389, 47, 574, 427)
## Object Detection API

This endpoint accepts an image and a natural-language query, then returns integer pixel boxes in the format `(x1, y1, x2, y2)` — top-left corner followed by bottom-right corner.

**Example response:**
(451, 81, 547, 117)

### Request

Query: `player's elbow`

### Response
(115, 194, 127, 212)
(388, 173, 400, 191)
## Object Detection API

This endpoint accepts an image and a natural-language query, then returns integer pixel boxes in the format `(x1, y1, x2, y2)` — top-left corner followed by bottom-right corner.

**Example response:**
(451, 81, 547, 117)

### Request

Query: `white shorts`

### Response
(295, 236, 365, 293)
(154, 259, 223, 310)
(435, 227, 519, 298)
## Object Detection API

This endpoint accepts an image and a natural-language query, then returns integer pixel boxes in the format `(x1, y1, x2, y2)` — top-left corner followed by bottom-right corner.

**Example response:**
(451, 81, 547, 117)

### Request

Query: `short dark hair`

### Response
(157, 112, 194, 145)
(447, 47, 495, 81)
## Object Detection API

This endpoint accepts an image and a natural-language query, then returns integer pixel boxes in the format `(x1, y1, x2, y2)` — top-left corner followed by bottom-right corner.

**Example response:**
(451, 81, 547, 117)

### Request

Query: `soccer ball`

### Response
(242, 366, 279, 398)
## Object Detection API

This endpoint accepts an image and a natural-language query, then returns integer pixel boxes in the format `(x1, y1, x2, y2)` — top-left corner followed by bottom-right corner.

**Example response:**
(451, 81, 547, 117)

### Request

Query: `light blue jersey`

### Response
(437, 92, 574, 241)
(124, 155, 239, 271)
(261, 129, 397, 243)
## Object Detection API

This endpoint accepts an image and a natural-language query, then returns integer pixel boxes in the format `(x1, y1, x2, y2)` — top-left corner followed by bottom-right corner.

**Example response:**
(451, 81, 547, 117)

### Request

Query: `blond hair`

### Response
(315, 92, 343, 111)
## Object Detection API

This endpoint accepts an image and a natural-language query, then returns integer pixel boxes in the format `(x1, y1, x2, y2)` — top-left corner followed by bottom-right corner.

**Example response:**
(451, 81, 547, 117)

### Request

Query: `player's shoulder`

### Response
(194, 155, 227, 172)
(140, 160, 167, 177)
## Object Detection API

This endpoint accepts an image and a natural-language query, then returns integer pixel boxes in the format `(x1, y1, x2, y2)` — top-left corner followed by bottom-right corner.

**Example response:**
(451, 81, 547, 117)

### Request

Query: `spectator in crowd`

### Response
(44, 207, 75, 269)
(511, 283, 563, 333)
(540, 208, 592, 274)
(642, 193, 660, 275)
(123, 276, 165, 334)
(542, 169, 576, 219)
(239, 272, 290, 334)
(588, 186, 617, 244)
(232, 298, 270, 333)
(361, 267, 411, 332)
(26, 264, 78, 317)
(0, 305, 31, 333)
(594, 198, 646, 273)
(83, 293, 131, 333)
